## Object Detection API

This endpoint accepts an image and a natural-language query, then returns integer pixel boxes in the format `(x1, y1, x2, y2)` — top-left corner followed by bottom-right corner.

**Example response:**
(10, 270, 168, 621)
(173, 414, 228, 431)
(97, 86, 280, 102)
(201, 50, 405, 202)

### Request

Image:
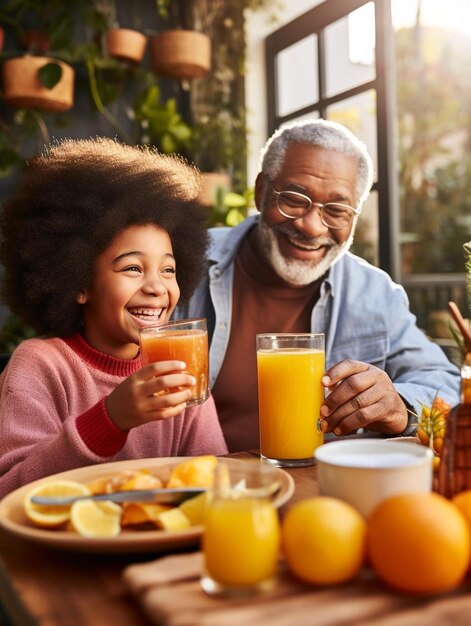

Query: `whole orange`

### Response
(367, 492, 470, 594)
(452, 489, 471, 569)
(281, 497, 366, 585)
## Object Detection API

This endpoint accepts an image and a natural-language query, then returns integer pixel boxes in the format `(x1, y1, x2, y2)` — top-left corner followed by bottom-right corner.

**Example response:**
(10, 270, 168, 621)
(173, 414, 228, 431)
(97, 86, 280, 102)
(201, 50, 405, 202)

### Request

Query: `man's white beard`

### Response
(258, 220, 355, 287)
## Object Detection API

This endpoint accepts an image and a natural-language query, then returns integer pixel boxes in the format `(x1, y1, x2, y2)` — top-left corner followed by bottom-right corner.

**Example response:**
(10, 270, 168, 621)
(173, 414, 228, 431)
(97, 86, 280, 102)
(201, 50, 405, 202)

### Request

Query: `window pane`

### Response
(276, 35, 319, 118)
(351, 190, 378, 267)
(325, 2, 376, 98)
(280, 111, 320, 129)
(326, 90, 378, 177)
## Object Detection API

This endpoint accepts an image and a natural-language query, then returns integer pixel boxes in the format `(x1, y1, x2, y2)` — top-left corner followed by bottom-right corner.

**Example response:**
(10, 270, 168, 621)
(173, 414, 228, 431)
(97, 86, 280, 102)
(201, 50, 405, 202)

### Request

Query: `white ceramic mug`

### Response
(315, 439, 434, 518)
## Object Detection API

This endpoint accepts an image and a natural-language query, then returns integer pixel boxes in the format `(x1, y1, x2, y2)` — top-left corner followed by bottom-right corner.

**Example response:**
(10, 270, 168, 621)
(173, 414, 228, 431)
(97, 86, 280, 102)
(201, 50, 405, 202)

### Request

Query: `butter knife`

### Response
(30, 487, 207, 506)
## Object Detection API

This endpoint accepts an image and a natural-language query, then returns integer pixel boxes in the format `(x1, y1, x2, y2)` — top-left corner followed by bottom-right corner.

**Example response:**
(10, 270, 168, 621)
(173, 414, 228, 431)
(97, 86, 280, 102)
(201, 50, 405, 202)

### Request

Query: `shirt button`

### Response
(214, 268, 221, 278)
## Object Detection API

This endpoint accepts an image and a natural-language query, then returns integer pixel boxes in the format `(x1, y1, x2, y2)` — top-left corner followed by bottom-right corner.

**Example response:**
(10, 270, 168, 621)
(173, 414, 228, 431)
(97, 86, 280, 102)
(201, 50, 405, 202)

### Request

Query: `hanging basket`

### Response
(106, 28, 147, 64)
(2, 56, 74, 112)
(151, 30, 211, 80)
(199, 172, 231, 207)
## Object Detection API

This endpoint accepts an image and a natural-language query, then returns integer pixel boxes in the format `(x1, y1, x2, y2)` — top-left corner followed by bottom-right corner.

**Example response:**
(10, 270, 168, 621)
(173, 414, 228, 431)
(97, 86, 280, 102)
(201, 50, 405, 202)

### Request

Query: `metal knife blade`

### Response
(30, 487, 207, 506)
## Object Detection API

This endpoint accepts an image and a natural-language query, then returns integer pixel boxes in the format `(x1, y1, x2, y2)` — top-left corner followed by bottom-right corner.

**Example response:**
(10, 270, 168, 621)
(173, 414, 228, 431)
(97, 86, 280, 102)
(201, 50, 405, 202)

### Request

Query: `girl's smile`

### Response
(80, 224, 180, 359)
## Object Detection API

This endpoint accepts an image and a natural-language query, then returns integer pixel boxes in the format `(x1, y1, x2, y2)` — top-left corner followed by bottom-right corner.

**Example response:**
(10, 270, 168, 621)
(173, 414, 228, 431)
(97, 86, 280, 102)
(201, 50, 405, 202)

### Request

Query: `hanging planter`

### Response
(106, 28, 147, 64)
(2, 56, 74, 112)
(151, 30, 211, 80)
(199, 172, 231, 207)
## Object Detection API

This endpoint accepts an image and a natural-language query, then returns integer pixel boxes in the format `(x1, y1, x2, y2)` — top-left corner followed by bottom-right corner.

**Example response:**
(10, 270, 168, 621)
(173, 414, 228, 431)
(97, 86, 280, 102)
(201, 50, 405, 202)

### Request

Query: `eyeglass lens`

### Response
(276, 191, 355, 229)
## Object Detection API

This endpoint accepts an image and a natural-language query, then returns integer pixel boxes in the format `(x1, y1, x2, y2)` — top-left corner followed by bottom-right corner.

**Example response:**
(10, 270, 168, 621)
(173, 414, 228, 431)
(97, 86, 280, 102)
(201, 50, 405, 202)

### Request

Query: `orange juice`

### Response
(203, 497, 280, 586)
(140, 329, 208, 405)
(257, 348, 325, 461)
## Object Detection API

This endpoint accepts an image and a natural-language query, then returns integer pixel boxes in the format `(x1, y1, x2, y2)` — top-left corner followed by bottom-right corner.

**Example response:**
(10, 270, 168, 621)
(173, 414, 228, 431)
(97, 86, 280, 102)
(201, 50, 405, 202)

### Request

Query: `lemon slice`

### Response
(24, 480, 91, 528)
(70, 499, 122, 538)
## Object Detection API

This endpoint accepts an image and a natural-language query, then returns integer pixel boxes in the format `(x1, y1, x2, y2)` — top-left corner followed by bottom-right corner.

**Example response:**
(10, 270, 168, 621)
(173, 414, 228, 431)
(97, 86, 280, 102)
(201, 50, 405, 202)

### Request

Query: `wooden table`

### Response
(0, 451, 470, 626)
(0, 452, 317, 626)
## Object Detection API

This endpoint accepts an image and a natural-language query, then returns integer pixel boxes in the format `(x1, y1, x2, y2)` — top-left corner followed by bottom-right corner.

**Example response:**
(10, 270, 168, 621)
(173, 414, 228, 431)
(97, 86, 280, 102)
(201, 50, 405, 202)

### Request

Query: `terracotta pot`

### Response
(0, 26, 4, 53)
(106, 28, 147, 64)
(151, 30, 211, 80)
(199, 172, 231, 206)
(3, 56, 74, 112)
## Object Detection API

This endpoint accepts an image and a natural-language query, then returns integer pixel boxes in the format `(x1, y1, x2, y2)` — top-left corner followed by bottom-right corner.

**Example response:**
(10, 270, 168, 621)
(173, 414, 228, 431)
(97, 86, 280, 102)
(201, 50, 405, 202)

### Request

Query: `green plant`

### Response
(0, 0, 76, 51)
(0, 2, 99, 173)
(209, 186, 254, 227)
(134, 84, 192, 154)
(188, 0, 277, 194)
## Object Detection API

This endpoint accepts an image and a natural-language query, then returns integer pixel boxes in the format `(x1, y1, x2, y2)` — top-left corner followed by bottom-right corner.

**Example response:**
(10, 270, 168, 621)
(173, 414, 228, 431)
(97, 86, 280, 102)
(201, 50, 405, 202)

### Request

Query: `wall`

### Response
(245, 0, 324, 183)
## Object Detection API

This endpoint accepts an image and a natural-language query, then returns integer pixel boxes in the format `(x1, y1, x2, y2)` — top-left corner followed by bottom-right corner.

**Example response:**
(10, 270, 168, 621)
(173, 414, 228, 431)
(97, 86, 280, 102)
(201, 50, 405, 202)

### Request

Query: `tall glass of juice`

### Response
(200, 460, 281, 597)
(257, 333, 325, 467)
(140, 318, 209, 406)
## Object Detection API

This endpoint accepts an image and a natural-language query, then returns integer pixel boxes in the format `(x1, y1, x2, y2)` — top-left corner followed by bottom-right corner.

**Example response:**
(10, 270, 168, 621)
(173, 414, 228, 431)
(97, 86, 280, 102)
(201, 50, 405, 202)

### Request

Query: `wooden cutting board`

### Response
(122, 552, 471, 626)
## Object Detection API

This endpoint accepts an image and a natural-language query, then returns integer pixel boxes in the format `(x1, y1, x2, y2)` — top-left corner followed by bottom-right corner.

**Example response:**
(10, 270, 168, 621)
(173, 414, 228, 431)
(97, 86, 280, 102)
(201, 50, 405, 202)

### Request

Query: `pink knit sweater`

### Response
(0, 334, 228, 498)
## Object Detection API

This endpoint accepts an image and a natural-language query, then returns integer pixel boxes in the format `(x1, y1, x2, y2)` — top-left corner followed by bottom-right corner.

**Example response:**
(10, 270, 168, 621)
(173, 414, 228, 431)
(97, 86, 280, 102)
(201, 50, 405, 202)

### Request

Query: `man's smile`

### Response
(276, 226, 334, 258)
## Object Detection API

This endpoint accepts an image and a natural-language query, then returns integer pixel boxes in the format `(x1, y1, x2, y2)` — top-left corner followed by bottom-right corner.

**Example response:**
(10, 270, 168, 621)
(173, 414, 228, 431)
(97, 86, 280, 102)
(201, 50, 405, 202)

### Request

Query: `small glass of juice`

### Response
(139, 318, 209, 407)
(257, 333, 325, 467)
(200, 460, 281, 597)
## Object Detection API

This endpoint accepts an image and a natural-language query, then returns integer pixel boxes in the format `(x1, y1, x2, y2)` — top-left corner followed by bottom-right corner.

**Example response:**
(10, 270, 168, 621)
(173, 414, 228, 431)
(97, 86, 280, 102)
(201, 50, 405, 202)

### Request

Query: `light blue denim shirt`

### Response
(176, 215, 460, 427)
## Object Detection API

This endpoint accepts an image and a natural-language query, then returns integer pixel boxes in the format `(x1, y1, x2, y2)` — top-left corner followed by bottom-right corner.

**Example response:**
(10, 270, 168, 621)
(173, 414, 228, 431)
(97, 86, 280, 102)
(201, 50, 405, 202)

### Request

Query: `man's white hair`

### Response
(259, 118, 374, 210)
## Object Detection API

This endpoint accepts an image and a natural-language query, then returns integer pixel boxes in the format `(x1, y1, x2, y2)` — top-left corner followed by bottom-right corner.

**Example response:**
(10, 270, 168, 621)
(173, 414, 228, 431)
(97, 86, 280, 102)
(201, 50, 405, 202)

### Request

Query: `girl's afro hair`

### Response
(0, 137, 209, 337)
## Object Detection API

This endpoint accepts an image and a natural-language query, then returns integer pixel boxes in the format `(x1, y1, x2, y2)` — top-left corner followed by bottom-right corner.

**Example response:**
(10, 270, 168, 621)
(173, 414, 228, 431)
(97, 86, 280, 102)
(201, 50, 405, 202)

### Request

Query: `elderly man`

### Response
(178, 118, 460, 452)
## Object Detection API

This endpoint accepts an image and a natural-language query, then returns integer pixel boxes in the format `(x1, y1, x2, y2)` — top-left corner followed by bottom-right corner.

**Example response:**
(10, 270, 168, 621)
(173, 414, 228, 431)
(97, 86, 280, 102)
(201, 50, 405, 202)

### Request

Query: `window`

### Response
(265, 0, 399, 279)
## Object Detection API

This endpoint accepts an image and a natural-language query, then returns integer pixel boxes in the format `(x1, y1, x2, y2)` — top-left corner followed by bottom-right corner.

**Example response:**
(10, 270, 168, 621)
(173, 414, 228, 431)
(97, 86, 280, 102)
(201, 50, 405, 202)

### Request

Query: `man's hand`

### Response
(319, 360, 408, 436)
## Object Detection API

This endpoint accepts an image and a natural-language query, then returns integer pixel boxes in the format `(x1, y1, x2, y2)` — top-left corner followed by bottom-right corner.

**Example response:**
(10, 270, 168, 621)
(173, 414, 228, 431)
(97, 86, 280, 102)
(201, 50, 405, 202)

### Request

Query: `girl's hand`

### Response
(105, 361, 196, 431)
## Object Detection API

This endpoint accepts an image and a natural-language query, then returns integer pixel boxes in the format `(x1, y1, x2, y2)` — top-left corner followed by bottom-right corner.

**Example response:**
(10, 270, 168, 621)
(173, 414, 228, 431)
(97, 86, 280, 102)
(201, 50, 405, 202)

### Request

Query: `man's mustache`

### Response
(272, 223, 336, 248)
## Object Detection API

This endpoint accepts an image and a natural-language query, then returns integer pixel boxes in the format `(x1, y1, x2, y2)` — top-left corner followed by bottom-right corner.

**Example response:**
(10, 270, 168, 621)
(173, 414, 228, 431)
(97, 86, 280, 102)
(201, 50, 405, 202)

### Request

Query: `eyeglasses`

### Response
(272, 187, 360, 230)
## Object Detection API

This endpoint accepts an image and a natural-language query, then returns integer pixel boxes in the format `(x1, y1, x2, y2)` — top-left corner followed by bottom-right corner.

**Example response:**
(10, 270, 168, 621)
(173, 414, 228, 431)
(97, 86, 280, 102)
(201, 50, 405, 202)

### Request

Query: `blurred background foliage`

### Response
(396, 20, 471, 274)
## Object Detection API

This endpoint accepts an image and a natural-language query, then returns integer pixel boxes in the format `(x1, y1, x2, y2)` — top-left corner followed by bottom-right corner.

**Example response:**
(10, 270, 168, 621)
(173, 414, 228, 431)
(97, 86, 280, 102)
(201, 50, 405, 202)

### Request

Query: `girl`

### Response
(0, 138, 227, 498)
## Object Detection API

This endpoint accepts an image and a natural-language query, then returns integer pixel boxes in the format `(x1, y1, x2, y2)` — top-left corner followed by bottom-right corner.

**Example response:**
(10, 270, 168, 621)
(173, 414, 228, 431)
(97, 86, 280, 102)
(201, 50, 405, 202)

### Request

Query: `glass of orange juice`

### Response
(257, 333, 325, 467)
(139, 318, 209, 407)
(200, 461, 281, 597)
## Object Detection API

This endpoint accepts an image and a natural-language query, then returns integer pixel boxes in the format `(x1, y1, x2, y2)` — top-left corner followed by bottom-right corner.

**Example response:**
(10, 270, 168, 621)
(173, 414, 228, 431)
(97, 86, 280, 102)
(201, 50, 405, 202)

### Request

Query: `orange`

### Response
(179, 492, 209, 525)
(167, 455, 218, 488)
(367, 492, 470, 594)
(120, 502, 172, 527)
(105, 469, 162, 492)
(281, 497, 366, 585)
(452, 490, 471, 569)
